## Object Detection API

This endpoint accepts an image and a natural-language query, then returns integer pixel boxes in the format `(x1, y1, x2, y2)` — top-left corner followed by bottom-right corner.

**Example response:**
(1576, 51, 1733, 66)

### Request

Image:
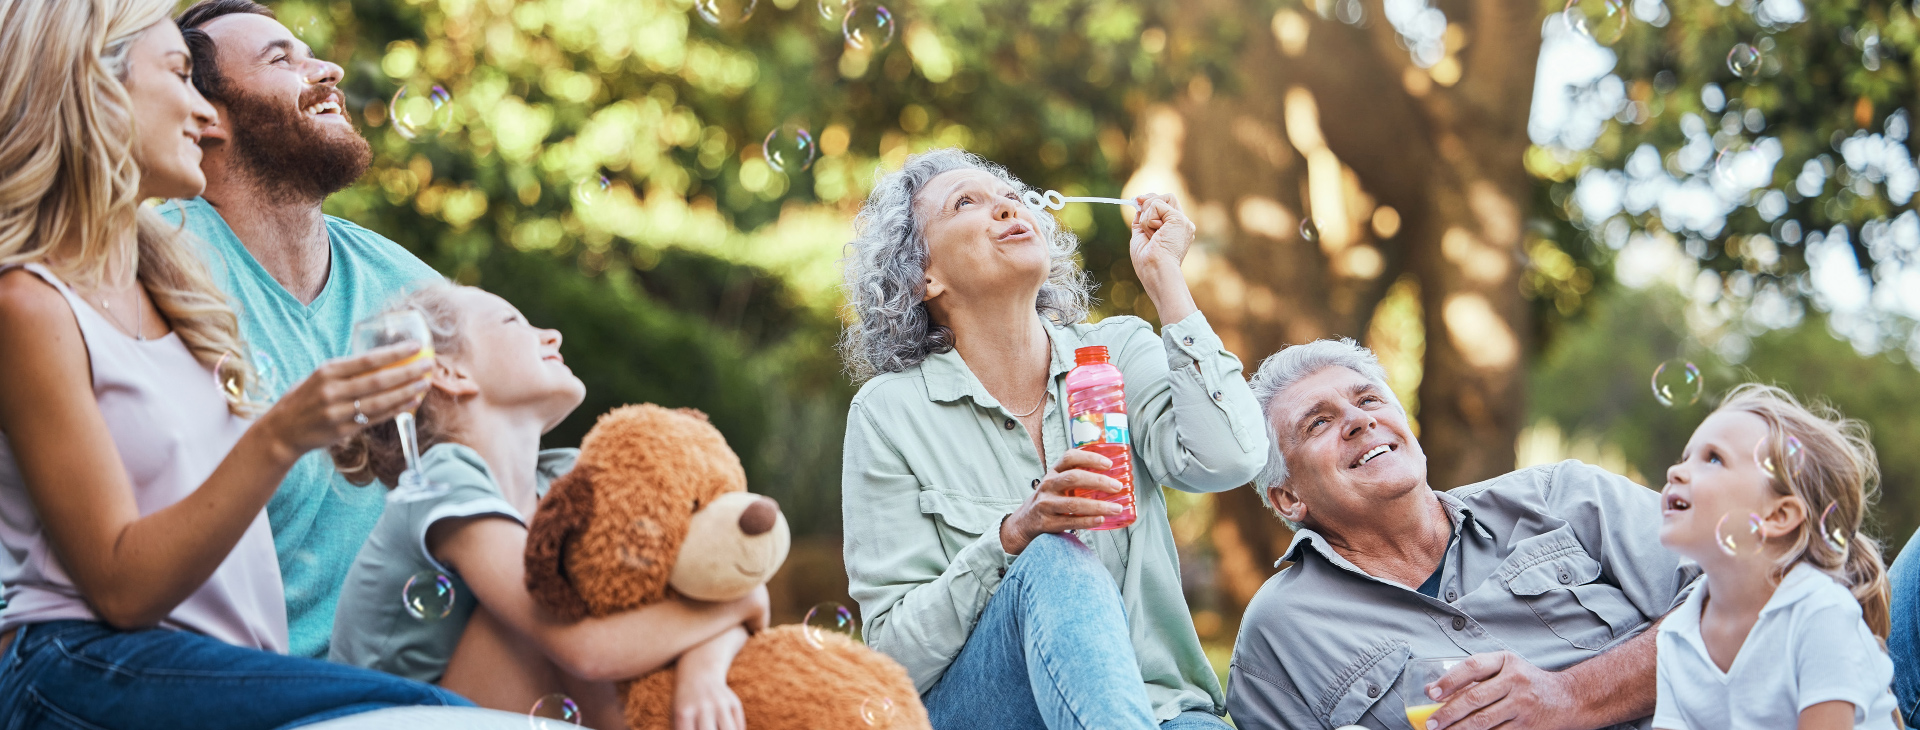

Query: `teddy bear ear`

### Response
(524, 463, 597, 622)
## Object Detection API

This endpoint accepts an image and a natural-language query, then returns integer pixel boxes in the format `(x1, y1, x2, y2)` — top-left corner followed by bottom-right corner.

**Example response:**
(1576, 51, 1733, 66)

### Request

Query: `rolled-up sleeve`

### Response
(1118, 311, 1267, 493)
(841, 400, 1010, 692)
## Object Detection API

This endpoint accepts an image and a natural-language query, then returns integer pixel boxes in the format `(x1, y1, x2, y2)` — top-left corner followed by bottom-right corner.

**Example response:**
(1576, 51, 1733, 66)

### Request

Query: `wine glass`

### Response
(350, 310, 436, 496)
(1404, 657, 1464, 729)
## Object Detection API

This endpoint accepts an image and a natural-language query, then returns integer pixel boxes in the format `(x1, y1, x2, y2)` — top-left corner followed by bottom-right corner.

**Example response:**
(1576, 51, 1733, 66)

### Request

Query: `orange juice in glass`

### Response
(1404, 657, 1463, 729)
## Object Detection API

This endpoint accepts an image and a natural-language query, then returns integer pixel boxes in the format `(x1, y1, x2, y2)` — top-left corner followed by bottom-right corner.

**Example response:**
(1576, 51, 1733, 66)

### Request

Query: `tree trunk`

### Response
(1154, 0, 1544, 611)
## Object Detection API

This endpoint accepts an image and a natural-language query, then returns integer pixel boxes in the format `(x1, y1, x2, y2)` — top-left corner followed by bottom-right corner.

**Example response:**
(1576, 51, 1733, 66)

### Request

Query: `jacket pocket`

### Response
(1500, 531, 1636, 650)
(918, 488, 1020, 537)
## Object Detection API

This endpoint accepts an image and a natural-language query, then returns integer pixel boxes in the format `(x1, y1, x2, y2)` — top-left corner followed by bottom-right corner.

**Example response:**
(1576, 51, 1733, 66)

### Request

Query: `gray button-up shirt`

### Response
(1226, 460, 1699, 730)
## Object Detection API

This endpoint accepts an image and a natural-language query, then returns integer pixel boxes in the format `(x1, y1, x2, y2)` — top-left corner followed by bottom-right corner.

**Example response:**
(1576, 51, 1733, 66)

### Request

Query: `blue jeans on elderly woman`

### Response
(921, 533, 1231, 730)
(1889, 528, 1920, 726)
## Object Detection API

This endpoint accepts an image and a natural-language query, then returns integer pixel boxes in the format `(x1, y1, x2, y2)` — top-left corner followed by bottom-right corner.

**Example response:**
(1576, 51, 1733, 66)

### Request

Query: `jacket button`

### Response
(1366, 683, 1379, 698)
(1211, 390, 1223, 401)
(1182, 336, 1195, 347)
(1452, 616, 1467, 631)
(1558, 572, 1572, 584)
(1446, 590, 1457, 602)
(1004, 419, 1016, 430)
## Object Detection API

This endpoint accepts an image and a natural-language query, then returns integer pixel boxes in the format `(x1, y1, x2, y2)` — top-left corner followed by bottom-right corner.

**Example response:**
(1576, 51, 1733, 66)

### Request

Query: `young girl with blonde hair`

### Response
(0, 0, 465, 725)
(1654, 383, 1899, 729)
(329, 283, 766, 730)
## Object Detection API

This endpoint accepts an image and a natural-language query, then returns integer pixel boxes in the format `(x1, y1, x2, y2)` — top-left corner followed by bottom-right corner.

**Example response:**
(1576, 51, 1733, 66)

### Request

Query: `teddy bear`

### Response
(524, 404, 931, 730)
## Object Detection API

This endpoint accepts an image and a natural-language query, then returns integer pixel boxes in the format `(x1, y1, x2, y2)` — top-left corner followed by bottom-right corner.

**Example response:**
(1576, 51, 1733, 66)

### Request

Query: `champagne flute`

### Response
(350, 310, 434, 492)
(1404, 657, 1464, 729)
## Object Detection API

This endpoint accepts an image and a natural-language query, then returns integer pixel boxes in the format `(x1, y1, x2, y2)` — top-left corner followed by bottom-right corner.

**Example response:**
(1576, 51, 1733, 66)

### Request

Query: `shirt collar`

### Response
(1665, 562, 1835, 658)
(1760, 562, 1839, 617)
(1278, 488, 1494, 569)
(920, 313, 1077, 405)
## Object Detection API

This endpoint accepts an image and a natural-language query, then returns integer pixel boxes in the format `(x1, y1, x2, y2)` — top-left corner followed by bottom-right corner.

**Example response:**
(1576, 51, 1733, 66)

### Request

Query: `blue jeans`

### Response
(921, 533, 1229, 730)
(1891, 528, 1920, 725)
(0, 620, 471, 730)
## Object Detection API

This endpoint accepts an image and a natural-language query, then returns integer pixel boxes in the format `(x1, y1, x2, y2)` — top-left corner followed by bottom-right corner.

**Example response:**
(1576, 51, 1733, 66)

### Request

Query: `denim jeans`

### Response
(1890, 528, 1920, 726)
(921, 533, 1230, 730)
(0, 620, 471, 730)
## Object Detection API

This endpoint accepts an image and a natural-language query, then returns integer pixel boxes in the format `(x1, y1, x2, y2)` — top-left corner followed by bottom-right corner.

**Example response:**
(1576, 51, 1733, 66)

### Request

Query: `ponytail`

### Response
(1844, 534, 1892, 639)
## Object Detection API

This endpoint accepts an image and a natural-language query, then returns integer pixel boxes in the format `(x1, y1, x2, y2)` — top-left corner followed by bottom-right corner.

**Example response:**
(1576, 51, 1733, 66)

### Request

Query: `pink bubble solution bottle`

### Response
(1065, 345, 1136, 530)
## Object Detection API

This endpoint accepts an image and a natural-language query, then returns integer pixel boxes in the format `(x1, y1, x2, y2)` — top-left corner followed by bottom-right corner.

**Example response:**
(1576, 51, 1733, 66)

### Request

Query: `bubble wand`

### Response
(1023, 189, 1138, 213)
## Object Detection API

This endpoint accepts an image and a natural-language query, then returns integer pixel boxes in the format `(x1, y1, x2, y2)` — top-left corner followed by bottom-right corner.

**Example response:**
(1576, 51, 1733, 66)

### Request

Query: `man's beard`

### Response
(222, 86, 372, 203)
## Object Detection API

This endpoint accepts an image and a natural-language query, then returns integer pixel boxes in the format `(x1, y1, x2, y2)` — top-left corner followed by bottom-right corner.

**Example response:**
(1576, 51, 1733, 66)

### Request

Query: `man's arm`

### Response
(1422, 619, 1660, 730)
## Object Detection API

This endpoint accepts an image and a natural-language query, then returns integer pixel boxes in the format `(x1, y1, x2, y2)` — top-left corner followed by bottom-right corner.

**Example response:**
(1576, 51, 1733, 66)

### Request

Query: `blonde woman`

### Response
(0, 0, 468, 725)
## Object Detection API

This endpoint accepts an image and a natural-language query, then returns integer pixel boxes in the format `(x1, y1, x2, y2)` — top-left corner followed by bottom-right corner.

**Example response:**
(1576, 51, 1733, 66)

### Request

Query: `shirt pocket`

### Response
(1318, 639, 1411, 728)
(918, 488, 1019, 548)
(1500, 533, 1638, 651)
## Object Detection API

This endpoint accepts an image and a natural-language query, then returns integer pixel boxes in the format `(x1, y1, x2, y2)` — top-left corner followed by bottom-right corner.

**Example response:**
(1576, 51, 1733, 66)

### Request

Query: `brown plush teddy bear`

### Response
(525, 404, 930, 730)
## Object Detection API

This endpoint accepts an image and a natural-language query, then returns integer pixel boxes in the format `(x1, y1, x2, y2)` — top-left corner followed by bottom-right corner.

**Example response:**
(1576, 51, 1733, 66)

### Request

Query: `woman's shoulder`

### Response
(1063, 314, 1154, 339)
(849, 363, 931, 410)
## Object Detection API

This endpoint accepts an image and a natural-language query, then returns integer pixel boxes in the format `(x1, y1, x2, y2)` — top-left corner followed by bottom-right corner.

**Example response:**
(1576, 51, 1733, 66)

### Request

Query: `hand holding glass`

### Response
(1404, 657, 1464, 729)
(350, 310, 434, 489)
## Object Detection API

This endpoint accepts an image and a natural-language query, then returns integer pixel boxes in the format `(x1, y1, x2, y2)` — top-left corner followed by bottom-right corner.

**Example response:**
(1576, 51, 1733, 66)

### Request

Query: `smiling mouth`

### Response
(1665, 494, 1692, 512)
(302, 99, 342, 117)
(1350, 444, 1395, 469)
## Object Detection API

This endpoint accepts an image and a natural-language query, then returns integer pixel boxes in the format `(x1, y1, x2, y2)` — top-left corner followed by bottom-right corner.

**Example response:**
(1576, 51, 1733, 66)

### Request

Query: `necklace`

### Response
(1005, 389, 1048, 418)
(97, 283, 145, 341)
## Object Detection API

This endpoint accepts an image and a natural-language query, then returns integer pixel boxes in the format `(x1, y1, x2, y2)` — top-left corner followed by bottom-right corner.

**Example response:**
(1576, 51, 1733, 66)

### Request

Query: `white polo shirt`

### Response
(1654, 562, 1899, 729)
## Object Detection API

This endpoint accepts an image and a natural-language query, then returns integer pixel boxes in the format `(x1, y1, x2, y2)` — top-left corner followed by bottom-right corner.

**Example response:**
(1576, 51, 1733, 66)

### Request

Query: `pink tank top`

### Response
(0, 263, 286, 652)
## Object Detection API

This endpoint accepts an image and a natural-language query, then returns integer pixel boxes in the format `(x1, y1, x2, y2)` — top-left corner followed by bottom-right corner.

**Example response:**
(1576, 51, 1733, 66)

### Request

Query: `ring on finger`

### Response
(353, 400, 369, 425)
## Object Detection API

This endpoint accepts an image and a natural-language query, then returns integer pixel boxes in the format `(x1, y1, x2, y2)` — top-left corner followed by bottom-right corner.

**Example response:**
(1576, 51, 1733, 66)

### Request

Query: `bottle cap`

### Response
(1074, 345, 1109, 366)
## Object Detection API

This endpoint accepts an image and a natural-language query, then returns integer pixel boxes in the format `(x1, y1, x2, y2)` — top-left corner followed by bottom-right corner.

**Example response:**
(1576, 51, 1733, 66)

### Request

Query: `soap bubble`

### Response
(1714, 512, 1766, 557)
(390, 84, 452, 141)
(762, 126, 818, 174)
(819, 0, 854, 20)
(528, 693, 581, 728)
(1299, 218, 1319, 243)
(695, 0, 757, 27)
(402, 570, 455, 620)
(802, 602, 858, 648)
(1753, 434, 1805, 480)
(573, 174, 611, 208)
(1727, 43, 1762, 80)
(1651, 360, 1703, 407)
(1563, 0, 1627, 46)
(859, 696, 897, 727)
(1819, 503, 1850, 552)
(843, 5, 896, 51)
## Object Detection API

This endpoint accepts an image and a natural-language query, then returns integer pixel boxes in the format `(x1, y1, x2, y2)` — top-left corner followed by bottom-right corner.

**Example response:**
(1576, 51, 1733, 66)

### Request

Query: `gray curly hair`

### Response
(838, 148, 1094, 383)
(1248, 338, 1405, 528)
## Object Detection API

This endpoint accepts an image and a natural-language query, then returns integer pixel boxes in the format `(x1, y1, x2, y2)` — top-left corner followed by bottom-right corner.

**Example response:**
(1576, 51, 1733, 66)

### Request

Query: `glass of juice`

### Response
(350, 309, 436, 497)
(1403, 657, 1463, 729)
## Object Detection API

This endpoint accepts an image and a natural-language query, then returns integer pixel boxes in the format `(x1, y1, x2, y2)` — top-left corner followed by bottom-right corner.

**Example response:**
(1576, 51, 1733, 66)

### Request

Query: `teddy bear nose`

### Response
(738, 496, 780, 536)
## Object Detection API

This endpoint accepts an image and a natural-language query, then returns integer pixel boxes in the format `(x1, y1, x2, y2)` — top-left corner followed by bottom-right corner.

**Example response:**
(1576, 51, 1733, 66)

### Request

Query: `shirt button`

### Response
(1452, 616, 1467, 631)
(1446, 590, 1457, 602)
(1366, 683, 1380, 699)
(1031, 479, 1041, 489)
(1182, 336, 1195, 347)
(1004, 419, 1016, 430)
(1558, 571, 1572, 585)
(1211, 390, 1223, 401)
(998, 567, 1006, 577)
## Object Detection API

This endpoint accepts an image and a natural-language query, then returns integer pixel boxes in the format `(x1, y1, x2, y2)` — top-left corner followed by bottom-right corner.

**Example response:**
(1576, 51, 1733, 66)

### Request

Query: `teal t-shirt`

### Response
(330, 443, 576, 683)
(163, 197, 441, 657)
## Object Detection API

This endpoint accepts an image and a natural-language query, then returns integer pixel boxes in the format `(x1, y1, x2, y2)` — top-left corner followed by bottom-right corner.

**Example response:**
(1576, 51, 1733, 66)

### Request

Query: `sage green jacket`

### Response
(842, 311, 1267, 721)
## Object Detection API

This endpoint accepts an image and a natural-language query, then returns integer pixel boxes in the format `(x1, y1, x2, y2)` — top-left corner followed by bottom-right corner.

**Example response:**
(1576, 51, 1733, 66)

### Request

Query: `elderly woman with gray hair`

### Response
(1224, 338, 1699, 730)
(838, 148, 1266, 730)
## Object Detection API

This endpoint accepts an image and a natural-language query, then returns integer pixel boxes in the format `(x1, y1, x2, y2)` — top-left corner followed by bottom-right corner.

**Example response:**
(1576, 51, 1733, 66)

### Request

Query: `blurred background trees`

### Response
(271, 0, 1920, 684)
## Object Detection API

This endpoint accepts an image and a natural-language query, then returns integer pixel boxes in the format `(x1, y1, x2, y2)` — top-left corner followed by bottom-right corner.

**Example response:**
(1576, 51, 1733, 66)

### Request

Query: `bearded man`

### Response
(168, 0, 440, 659)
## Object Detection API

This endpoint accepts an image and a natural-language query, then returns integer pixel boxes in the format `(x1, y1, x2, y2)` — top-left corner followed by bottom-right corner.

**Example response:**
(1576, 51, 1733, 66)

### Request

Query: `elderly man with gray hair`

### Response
(1224, 339, 1698, 730)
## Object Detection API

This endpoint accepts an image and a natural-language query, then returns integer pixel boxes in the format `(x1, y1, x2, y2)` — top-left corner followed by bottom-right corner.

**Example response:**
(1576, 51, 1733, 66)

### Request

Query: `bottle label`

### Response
(1071, 412, 1129, 448)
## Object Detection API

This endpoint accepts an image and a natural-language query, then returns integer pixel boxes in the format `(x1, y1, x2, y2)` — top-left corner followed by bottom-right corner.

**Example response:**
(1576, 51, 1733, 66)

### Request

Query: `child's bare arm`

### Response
(673, 627, 749, 730)
(1796, 701, 1855, 730)
(431, 515, 768, 681)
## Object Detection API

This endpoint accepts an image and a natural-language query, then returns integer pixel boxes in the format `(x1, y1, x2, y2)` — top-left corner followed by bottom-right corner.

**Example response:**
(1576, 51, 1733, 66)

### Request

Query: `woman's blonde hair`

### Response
(1719, 383, 1890, 638)
(331, 282, 467, 488)
(0, 0, 256, 415)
